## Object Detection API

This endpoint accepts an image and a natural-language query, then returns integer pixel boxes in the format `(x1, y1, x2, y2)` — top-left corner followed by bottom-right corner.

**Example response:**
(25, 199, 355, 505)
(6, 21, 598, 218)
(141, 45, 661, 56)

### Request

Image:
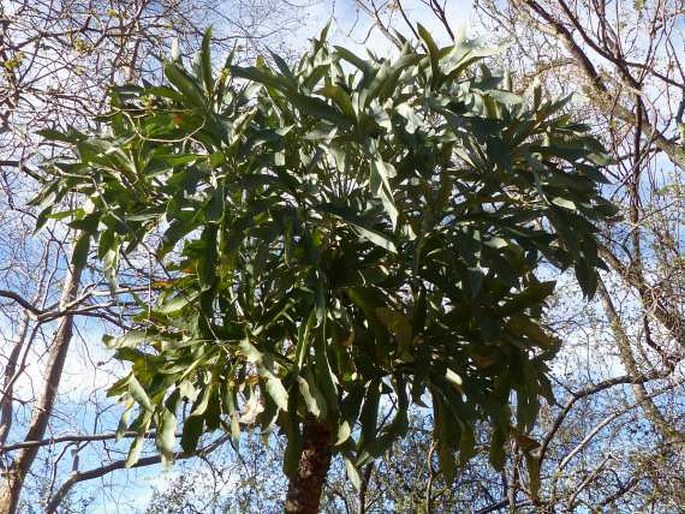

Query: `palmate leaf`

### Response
(37, 27, 616, 484)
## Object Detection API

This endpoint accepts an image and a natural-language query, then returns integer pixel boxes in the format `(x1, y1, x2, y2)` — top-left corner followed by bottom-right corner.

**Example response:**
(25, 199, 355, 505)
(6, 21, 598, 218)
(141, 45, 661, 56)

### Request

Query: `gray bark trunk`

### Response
(0, 240, 84, 514)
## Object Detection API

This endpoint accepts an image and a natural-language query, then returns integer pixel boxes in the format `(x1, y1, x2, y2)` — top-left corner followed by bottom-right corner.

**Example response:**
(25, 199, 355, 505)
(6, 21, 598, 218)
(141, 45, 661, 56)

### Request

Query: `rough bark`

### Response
(0, 240, 84, 514)
(284, 417, 333, 514)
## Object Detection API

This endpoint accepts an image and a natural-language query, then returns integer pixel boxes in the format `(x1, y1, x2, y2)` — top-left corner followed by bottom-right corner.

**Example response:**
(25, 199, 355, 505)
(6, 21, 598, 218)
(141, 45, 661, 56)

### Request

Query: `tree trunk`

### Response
(0, 315, 30, 447)
(0, 472, 20, 514)
(0, 239, 84, 514)
(284, 417, 333, 514)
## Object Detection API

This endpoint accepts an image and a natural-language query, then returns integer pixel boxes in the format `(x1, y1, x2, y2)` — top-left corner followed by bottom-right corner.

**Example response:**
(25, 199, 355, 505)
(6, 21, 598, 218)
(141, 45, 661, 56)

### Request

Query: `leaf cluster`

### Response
(35, 27, 616, 481)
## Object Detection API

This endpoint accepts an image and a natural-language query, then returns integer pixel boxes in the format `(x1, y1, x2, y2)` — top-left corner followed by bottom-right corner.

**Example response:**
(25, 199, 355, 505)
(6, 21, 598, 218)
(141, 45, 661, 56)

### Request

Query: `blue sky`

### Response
(295, 0, 474, 54)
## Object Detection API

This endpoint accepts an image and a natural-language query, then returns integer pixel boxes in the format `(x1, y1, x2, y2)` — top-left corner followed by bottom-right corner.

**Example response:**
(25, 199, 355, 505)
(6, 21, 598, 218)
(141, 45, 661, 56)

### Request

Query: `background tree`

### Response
(37, 23, 615, 513)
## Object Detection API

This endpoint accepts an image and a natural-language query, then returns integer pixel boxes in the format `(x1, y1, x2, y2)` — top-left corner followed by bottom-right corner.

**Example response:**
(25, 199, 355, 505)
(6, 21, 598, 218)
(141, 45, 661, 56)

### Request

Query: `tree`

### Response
(36, 26, 615, 513)
(0, 2, 202, 510)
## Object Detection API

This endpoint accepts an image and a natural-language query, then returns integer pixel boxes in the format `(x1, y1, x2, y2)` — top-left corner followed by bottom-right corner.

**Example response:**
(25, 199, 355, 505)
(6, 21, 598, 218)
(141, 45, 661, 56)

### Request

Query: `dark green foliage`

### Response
(36, 27, 616, 482)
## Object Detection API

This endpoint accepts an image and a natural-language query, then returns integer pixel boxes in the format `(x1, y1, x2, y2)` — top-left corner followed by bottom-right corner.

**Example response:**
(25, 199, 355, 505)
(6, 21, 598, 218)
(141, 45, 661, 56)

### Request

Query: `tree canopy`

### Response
(35, 26, 616, 509)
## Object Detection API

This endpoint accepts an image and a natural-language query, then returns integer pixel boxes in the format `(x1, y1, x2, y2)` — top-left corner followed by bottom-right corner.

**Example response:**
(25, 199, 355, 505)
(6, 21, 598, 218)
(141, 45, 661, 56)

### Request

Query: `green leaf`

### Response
(445, 368, 463, 390)
(128, 374, 153, 412)
(269, 50, 296, 82)
(359, 379, 381, 446)
(230, 65, 292, 93)
(369, 157, 398, 228)
(282, 412, 302, 477)
(434, 396, 457, 481)
(263, 371, 289, 412)
(238, 338, 263, 364)
(333, 46, 375, 81)
(103, 330, 147, 349)
(313, 320, 339, 415)
(291, 93, 350, 125)
(344, 456, 362, 490)
(115, 404, 132, 441)
(489, 425, 507, 470)
(156, 407, 177, 465)
(125, 434, 145, 467)
(318, 85, 356, 119)
(366, 53, 422, 105)
(335, 420, 352, 446)
(200, 28, 214, 95)
(190, 377, 215, 417)
(346, 286, 390, 346)
(507, 315, 558, 350)
(297, 371, 326, 418)
(295, 310, 316, 369)
(525, 452, 541, 502)
(498, 281, 556, 316)
(165, 62, 206, 107)
(181, 415, 203, 453)
(486, 89, 523, 107)
(551, 197, 577, 210)
(37, 126, 86, 143)
(437, 440, 456, 482)
(157, 294, 192, 316)
(316, 203, 396, 253)
(417, 24, 440, 85)
(375, 308, 412, 358)
(71, 233, 90, 268)
(459, 424, 476, 465)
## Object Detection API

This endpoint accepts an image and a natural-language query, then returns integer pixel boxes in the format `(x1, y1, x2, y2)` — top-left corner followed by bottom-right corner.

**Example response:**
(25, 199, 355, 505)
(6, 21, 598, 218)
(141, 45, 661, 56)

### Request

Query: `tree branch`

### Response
(517, 0, 685, 169)
(45, 434, 230, 514)
(1, 430, 163, 453)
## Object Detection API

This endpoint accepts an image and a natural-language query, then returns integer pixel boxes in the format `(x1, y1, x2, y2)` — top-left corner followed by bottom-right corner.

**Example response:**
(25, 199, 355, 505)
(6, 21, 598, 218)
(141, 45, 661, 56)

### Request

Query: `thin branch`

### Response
(516, 0, 685, 169)
(45, 434, 230, 513)
(0, 290, 45, 318)
(538, 371, 665, 462)
(557, 379, 683, 472)
(1, 430, 163, 453)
